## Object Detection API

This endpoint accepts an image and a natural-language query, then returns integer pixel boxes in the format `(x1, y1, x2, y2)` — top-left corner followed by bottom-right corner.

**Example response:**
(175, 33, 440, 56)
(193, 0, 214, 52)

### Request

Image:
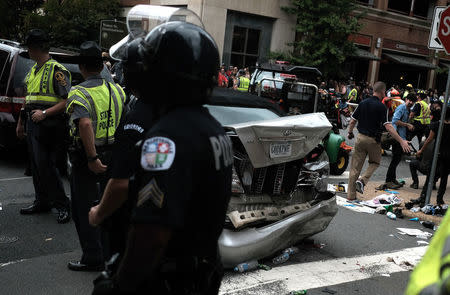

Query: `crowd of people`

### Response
(346, 80, 449, 208)
(217, 65, 251, 91)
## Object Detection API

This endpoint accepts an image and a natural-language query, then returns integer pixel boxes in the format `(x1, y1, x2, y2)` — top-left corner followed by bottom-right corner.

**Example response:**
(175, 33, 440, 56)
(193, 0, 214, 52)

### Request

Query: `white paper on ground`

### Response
(397, 228, 433, 238)
(336, 196, 376, 214)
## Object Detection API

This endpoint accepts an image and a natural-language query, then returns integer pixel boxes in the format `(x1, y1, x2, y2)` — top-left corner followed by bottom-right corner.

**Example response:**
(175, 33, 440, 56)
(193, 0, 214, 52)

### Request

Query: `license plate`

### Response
(269, 142, 292, 158)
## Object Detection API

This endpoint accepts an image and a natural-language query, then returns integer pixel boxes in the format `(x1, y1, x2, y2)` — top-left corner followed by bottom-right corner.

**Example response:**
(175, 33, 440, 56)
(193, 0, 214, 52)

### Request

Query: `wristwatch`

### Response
(42, 110, 47, 117)
(87, 154, 99, 162)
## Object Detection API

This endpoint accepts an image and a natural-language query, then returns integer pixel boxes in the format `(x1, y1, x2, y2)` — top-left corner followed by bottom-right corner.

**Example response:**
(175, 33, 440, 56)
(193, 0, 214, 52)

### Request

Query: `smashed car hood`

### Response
(226, 112, 332, 168)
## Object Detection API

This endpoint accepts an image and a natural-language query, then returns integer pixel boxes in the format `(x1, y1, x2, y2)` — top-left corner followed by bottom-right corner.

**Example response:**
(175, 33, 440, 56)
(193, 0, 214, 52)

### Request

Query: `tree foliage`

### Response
(279, 0, 363, 79)
(0, 0, 44, 41)
(24, 0, 122, 50)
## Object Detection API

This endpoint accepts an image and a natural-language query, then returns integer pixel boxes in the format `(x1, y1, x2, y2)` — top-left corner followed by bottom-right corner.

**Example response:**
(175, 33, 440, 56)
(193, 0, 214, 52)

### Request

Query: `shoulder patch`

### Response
(124, 124, 144, 133)
(55, 71, 67, 86)
(141, 136, 176, 171)
(137, 178, 164, 208)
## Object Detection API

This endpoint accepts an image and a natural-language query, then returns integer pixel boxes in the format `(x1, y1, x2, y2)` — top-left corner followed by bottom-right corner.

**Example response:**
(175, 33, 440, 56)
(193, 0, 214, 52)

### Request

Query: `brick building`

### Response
(119, 0, 450, 91)
(349, 0, 450, 91)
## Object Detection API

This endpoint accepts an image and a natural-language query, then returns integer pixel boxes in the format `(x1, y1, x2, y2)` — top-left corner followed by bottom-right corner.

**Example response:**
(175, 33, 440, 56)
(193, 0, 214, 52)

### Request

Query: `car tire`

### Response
(330, 148, 349, 175)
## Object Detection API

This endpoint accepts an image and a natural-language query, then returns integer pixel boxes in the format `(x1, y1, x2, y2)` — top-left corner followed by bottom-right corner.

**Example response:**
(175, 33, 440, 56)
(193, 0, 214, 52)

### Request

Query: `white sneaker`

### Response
(355, 179, 364, 194)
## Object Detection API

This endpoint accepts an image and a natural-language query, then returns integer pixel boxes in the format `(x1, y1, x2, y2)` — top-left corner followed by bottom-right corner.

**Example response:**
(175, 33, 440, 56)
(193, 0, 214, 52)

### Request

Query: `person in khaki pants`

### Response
(347, 81, 411, 201)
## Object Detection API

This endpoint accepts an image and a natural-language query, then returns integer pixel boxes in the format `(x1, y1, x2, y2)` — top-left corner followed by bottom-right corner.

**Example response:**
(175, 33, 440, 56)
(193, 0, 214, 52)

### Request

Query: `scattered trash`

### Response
(393, 208, 404, 219)
(0, 202, 2, 211)
(327, 183, 348, 193)
(361, 194, 402, 208)
(398, 179, 406, 185)
(273, 252, 290, 265)
(397, 228, 433, 239)
(384, 205, 394, 212)
(234, 260, 259, 273)
(381, 273, 391, 277)
(421, 205, 434, 215)
(386, 212, 397, 220)
(258, 264, 271, 271)
(283, 247, 299, 256)
(417, 241, 429, 245)
(405, 201, 414, 210)
(289, 290, 307, 295)
(45, 238, 52, 241)
(421, 221, 435, 229)
(410, 207, 420, 213)
(409, 217, 419, 221)
(376, 183, 388, 190)
(336, 196, 375, 214)
(384, 189, 399, 194)
(375, 206, 386, 214)
(321, 287, 337, 294)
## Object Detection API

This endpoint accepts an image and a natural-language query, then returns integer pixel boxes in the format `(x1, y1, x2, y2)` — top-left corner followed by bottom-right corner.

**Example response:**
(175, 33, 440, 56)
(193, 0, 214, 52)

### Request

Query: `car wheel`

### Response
(330, 148, 349, 175)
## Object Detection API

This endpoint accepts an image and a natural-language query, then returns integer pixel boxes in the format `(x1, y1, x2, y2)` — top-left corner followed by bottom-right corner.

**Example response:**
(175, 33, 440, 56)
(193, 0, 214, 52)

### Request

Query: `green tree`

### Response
(24, 0, 122, 50)
(0, 0, 44, 41)
(279, 0, 363, 79)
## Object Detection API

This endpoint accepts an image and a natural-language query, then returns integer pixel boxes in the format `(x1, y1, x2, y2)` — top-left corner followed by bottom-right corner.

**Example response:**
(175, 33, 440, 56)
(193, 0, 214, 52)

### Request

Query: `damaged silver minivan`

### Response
(207, 88, 338, 268)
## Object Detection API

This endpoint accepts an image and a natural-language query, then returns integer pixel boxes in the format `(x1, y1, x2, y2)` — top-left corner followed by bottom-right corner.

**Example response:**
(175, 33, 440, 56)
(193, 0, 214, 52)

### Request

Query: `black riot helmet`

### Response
(122, 21, 219, 106)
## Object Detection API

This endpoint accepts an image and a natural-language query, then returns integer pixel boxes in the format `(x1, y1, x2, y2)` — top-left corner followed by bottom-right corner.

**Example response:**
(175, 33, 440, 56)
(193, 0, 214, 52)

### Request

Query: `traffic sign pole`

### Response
(426, 5, 450, 204)
(425, 70, 449, 204)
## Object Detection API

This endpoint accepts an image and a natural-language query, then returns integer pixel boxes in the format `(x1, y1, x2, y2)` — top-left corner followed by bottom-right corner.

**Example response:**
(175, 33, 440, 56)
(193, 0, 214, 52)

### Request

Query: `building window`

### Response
(388, 0, 430, 18)
(356, 0, 374, 6)
(230, 26, 261, 68)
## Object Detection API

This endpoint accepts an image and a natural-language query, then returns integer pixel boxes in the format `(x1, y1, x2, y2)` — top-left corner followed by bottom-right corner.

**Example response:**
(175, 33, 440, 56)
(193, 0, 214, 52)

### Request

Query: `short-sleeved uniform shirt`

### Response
(351, 95, 388, 141)
(111, 99, 154, 179)
(68, 75, 104, 122)
(391, 103, 410, 140)
(24, 60, 71, 104)
(132, 106, 232, 257)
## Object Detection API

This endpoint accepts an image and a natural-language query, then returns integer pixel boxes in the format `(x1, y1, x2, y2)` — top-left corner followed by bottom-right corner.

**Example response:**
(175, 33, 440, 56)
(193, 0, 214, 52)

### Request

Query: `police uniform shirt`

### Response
(68, 75, 104, 121)
(24, 60, 71, 101)
(111, 99, 154, 179)
(132, 106, 232, 254)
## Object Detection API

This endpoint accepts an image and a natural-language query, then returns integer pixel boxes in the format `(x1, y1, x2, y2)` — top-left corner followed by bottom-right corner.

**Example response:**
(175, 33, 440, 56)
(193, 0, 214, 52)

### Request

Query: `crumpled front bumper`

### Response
(218, 196, 338, 268)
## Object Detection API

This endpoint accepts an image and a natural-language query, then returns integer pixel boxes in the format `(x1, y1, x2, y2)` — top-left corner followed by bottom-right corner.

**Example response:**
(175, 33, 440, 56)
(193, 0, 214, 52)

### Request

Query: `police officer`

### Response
(92, 19, 232, 295)
(409, 90, 431, 145)
(17, 29, 71, 223)
(66, 41, 125, 271)
(236, 69, 250, 92)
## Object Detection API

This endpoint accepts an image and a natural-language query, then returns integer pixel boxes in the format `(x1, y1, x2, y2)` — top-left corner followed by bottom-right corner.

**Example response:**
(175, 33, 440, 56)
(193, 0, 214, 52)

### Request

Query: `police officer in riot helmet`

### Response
(92, 20, 232, 295)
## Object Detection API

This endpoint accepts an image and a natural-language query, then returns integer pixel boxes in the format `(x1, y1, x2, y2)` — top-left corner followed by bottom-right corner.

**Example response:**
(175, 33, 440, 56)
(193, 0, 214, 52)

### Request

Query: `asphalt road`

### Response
(0, 136, 432, 295)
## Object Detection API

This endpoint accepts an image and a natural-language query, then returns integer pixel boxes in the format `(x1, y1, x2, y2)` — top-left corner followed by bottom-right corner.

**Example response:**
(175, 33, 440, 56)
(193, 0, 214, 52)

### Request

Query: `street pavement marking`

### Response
(0, 259, 27, 268)
(0, 176, 31, 182)
(328, 171, 349, 179)
(219, 246, 427, 294)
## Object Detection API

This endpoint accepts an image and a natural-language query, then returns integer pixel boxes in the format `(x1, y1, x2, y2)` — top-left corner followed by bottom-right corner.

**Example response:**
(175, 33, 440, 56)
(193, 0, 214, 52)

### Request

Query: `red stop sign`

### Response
(438, 6, 450, 55)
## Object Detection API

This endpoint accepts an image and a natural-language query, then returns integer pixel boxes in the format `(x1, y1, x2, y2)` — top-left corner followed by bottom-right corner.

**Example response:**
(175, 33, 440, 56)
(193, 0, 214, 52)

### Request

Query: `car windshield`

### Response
(205, 105, 280, 125)
(253, 70, 286, 89)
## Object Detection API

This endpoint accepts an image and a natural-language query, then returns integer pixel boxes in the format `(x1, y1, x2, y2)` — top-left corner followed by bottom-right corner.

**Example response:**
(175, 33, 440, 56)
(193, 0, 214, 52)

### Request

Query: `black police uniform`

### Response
(104, 98, 155, 259)
(128, 105, 232, 294)
(23, 62, 71, 215)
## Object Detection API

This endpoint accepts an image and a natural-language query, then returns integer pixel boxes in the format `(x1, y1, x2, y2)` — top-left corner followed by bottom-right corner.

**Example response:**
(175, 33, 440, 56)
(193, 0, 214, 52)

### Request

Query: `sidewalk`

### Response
(354, 175, 450, 225)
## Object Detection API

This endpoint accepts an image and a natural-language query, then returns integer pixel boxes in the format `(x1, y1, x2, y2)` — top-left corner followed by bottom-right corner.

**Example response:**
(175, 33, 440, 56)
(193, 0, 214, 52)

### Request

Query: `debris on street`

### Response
(397, 228, 433, 239)
(234, 260, 259, 273)
(361, 194, 402, 208)
(386, 212, 396, 220)
(45, 238, 53, 241)
(409, 217, 419, 221)
(417, 241, 429, 245)
(289, 290, 307, 295)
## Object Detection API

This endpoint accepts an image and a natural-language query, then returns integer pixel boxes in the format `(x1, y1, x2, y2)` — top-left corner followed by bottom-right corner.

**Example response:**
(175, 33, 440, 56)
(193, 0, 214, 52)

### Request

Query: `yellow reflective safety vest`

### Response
(348, 88, 357, 102)
(66, 80, 125, 147)
(405, 211, 450, 295)
(24, 59, 71, 105)
(414, 100, 431, 125)
(237, 77, 250, 92)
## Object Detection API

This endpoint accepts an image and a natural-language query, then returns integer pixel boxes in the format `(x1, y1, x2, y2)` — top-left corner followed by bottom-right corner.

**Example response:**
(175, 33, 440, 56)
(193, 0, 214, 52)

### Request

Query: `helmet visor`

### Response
(110, 5, 203, 60)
